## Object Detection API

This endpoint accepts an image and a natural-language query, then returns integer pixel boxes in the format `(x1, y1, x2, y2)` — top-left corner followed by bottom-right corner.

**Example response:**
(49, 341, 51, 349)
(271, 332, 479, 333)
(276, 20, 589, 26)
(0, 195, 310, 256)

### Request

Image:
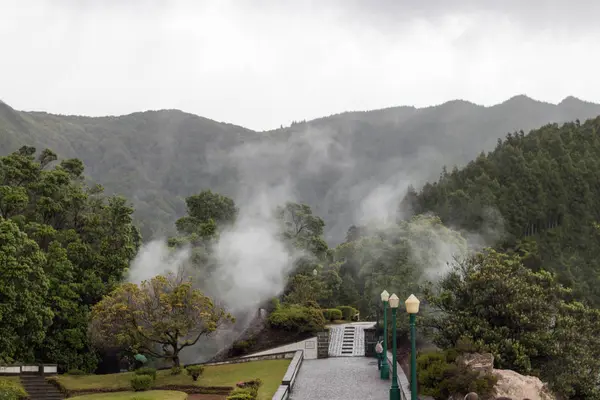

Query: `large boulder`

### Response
(493, 369, 555, 400)
(457, 353, 557, 400)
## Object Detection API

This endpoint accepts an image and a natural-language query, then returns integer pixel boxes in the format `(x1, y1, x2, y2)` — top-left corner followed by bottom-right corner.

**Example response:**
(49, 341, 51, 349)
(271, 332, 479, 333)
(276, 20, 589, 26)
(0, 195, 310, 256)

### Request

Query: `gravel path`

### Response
(289, 357, 391, 400)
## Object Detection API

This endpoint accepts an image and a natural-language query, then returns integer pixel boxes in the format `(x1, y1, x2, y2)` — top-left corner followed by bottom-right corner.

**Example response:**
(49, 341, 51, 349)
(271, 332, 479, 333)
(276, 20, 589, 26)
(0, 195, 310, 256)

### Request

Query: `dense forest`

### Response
(2, 110, 600, 398)
(410, 116, 600, 306)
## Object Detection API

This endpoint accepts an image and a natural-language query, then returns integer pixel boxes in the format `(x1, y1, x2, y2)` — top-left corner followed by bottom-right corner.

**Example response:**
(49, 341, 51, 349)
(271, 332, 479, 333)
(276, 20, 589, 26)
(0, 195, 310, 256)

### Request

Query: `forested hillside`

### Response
(2, 96, 600, 242)
(410, 116, 600, 306)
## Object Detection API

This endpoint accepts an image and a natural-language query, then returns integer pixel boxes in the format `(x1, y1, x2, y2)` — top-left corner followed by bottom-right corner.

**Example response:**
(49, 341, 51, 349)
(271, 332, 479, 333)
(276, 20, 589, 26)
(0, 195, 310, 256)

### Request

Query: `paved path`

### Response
(328, 322, 374, 357)
(289, 357, 390, 400)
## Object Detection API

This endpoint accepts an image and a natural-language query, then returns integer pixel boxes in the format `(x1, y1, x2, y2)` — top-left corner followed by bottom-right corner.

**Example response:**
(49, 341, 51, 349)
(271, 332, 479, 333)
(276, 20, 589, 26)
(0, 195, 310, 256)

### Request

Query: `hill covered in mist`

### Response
(1, 95, 599, 242)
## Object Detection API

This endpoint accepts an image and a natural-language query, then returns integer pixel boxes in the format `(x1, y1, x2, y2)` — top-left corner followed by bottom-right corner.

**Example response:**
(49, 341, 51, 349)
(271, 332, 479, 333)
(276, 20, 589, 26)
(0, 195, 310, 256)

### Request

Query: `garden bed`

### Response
(52, 359, 290, 400)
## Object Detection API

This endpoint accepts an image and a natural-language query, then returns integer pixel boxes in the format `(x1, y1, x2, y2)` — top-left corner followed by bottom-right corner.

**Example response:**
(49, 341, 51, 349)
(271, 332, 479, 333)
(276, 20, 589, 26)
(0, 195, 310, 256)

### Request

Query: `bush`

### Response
(130, 374, 153, 392)
(0, 380, 27, 400)
(322, 308, 343, 321)
(66, 369, 86, 375)
(170, 366, 183, 375)
(338, 306, 359, 321)
(236, 378, 262, 391)
(268, 304, 326, 333)
(227, 388, 256, 400)
(230, 338, 256, 357)
(304, 300, 320, 309)
(417, 350, 497, 400)
(186, 365, 205, 381)
(135, 367, 157, 380)
(270, 297, 281, 311)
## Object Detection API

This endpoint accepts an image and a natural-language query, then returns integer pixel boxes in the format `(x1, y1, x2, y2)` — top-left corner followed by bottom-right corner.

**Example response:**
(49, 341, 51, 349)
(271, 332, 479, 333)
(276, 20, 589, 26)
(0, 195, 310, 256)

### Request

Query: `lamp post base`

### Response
(380, 361, 390, 380)
(389, 387, 401, 400)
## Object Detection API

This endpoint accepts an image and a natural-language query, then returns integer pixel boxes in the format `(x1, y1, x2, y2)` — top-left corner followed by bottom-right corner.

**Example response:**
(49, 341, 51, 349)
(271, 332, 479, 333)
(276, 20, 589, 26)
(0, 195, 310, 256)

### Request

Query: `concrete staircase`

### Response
(328, 322, 370, 357)
(20, 375, 64, 400)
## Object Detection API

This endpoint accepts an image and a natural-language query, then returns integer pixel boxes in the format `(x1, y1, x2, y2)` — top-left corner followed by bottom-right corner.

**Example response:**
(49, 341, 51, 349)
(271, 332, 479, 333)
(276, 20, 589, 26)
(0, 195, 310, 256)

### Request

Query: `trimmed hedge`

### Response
(131, 374, 153, 391)
(135, 367, 157, 380)
(268, 304, 326, 333)
(337, 306, 359, 321)
(227, 378, 262, 400)
(322, 308, 343, 321)
(186, 365, 205, 381)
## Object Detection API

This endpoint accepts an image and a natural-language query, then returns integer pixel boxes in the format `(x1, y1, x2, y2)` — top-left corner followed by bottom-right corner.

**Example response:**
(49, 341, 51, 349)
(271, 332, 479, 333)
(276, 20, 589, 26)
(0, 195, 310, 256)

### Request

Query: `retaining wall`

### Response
(271, 350, 304, 400)
(0, 364, 57, 376)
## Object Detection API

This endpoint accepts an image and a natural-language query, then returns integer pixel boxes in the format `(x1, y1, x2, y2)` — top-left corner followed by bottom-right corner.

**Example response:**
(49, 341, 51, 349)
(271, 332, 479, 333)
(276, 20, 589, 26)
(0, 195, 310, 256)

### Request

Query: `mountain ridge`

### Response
(3, 94, 593, 132)
(1, 94, 599, 242)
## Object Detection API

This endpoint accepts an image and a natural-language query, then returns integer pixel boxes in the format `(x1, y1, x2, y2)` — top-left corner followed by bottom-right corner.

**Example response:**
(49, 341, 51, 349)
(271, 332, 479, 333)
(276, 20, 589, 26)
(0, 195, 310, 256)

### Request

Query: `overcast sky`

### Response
(1, 0, 599, 131)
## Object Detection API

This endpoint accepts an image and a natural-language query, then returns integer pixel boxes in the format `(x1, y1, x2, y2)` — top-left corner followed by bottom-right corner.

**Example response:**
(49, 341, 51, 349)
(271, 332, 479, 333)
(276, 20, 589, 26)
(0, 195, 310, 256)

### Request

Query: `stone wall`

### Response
(241, 337, 318, 360)
(364, 327, 378, 357)
(317, 330, 329, 359)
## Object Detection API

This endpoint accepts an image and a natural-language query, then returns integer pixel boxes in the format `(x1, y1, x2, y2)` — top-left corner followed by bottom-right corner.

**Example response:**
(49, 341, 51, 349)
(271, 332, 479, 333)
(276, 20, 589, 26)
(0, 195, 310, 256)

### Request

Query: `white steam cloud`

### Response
(127, 240, 190, 284)
(124, 122, 500, 362)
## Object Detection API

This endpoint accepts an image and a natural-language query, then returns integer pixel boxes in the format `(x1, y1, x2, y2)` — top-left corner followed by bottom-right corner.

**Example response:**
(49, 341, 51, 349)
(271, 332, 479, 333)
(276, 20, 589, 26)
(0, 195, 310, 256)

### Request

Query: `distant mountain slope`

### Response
(1, 96, 599, 242)
(410, 115, 600, 306)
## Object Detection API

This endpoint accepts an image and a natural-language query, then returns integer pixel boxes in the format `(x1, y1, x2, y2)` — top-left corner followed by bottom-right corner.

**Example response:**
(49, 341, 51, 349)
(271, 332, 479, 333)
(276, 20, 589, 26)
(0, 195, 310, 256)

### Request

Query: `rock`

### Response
(493, 369, 556, 400)
(457, 353, 494, 374)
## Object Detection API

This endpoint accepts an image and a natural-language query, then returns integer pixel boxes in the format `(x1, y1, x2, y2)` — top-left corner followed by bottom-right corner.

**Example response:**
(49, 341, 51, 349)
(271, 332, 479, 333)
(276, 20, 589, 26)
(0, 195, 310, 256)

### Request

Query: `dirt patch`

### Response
(187, 395, 227, 400)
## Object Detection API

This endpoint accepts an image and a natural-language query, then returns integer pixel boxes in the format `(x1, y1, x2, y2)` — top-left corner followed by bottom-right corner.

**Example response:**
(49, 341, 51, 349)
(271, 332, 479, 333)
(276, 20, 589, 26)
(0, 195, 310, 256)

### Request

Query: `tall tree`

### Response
(0, 218, 53, 362)
(90, 273, 233, 367)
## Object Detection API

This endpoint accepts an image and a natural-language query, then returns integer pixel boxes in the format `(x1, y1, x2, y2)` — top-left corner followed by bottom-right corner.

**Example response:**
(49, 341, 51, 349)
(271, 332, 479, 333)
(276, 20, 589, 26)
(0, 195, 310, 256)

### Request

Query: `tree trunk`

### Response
(172, 353, 180, 368)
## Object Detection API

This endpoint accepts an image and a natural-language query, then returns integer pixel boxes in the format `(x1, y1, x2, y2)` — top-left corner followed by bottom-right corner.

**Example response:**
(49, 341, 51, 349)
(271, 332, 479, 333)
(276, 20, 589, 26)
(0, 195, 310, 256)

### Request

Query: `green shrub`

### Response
(417, 350, 497, 400)
(130, 374, 153, 392)
(66, 369, 86, 375)
(338, 306, 359, 321)
(322, 308, 343, 321)
(0, 380, 27, 400)
(304, 300, 320, 309)
(170, 366, 183, 375)
(231, 338, 256, 356)
(268, 304, 326, 333)
(227, 387, 256, 400)
(271, 297, 281, 311)
(186, 365, 205, 381)
(135, 367, 157, 380)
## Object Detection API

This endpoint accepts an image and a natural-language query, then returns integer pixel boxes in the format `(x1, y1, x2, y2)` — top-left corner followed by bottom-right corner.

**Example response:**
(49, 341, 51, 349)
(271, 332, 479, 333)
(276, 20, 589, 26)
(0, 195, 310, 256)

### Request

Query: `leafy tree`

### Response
(175, 190, 237, 236)
(426, 249, 600, 399)
(276, 202, 328, 259)
(284, 274, 329, 305)
(0, 217, 53, 362)
(0, 147, 140, 371)
(90, 272, 234, 367)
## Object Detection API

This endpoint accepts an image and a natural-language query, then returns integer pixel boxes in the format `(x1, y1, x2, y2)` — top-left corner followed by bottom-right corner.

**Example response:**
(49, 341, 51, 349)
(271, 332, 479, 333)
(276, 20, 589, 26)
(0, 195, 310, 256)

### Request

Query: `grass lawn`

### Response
(0, 376, 24, 389)
(56, 359, 291, 400)
(70, 390, 187, 399)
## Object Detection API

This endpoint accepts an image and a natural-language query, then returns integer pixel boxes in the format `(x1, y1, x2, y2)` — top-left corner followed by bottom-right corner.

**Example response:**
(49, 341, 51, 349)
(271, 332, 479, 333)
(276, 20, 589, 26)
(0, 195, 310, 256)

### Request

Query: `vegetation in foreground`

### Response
(69, 391, 187, 400)
(55, 359, 290, 400)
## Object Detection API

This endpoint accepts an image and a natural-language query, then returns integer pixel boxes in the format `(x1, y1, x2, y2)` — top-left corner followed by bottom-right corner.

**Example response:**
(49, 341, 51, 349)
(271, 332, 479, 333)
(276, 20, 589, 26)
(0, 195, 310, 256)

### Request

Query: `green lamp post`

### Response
(388, 293, 401, 400)
(380, 290, 390, 380)
(405, 294, 420, 400)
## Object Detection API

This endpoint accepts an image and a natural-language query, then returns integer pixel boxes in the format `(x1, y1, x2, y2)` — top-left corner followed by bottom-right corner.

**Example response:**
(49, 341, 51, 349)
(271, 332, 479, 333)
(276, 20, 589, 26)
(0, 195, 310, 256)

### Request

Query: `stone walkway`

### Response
(289, 357, 391, 400)
(328, 322, 374, 357)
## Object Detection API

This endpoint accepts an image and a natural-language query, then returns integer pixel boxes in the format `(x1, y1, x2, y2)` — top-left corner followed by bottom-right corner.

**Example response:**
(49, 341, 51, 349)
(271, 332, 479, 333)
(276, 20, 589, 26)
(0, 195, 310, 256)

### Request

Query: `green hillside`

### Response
(410, 116, 600, 305)
(2, 96, 600, 242)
